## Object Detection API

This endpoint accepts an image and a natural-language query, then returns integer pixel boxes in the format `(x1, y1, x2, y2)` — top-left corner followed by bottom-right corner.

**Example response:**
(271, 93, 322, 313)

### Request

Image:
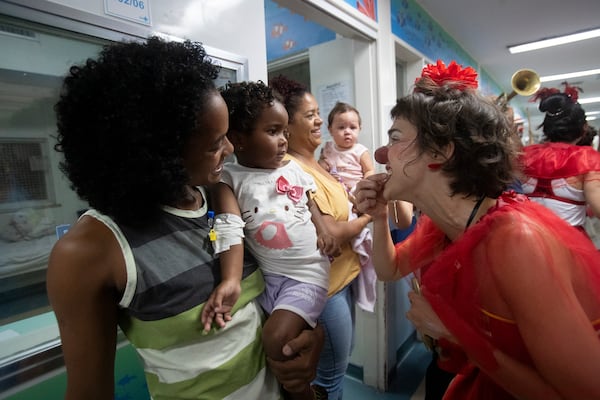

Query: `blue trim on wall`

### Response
(388, 331, 431, 396)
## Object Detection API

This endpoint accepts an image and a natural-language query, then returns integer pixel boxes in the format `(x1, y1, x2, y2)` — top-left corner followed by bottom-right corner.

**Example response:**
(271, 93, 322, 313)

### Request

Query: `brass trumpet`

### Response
(496, 69, 540, 109)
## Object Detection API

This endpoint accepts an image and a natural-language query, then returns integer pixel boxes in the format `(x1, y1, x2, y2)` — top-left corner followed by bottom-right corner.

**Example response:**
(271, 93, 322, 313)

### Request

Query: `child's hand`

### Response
(316, 231, 341, 258)
(200, 279, 241, 332)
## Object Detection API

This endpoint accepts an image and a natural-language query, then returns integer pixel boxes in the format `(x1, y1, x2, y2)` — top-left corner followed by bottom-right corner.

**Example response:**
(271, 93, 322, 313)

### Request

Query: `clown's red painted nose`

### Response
(374, 146, 389, 164)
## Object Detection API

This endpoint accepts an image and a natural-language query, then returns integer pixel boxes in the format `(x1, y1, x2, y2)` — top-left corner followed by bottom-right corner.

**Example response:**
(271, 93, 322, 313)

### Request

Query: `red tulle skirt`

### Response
(396, 192, 600, 399)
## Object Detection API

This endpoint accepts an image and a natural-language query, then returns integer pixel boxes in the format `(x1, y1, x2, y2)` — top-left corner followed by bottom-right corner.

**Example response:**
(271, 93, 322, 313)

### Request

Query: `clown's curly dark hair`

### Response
(54, 36, 220, 225)
(220, 80, 282, 134)
(392, 78, 516, 198)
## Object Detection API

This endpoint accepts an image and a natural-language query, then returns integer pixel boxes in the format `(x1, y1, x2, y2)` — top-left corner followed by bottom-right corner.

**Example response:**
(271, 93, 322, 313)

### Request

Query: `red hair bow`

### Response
(529, 87, 559, 103)
(276, 176, 303, 203)
(562, 82, 582, 102)
(418, 60, 479, 90)
(530, 81, 582, 104)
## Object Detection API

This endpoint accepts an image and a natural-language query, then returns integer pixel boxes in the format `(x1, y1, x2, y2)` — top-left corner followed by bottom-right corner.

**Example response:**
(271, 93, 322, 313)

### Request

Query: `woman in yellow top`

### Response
(269, 76, 371, 399)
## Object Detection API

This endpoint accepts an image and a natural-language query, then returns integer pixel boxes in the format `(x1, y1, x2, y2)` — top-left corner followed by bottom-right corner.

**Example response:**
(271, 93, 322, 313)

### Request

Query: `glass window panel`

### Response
(0, 15, 106, 368)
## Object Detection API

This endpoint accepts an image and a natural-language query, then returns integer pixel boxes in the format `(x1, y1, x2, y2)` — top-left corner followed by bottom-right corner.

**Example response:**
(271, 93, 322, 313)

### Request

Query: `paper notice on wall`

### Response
(317, 81, 353, 144)
(318, 81, 352, 119)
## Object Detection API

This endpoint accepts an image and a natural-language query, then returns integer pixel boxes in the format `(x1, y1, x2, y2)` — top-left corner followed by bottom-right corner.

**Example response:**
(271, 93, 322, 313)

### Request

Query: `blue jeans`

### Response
(313, 283, 355, 399)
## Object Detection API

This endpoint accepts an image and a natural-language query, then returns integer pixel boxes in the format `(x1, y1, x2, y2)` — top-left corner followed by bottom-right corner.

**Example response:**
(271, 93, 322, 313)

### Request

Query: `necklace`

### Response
(465, 196, 485, 231)
(392, 200, 400, 226)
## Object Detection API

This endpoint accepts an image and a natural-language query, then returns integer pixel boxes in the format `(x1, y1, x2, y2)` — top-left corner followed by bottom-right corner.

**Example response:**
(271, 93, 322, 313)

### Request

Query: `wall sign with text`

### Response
(104, 0, 151, 26)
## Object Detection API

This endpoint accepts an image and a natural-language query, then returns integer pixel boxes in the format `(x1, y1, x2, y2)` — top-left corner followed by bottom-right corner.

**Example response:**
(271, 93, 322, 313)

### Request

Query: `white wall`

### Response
(304, 1, 427, 390)
(8, 0, 269, 81)
(309, 37, 355, 140)
(309, 34, 389, 388)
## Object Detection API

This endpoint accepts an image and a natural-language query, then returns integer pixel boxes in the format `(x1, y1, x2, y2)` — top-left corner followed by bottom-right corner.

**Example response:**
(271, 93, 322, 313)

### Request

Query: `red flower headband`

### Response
(530, 81, 582, 104)
(417, 60, 479, 90)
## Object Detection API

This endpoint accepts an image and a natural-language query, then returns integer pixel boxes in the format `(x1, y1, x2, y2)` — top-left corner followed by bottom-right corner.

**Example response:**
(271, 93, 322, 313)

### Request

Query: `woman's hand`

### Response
(267, 324, 324, 392)
(406, 290, 452, 341)
(354, 173, 389, 219)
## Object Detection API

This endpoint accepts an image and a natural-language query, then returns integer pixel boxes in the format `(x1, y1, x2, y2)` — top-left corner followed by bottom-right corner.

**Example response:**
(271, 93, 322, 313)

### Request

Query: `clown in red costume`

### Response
(355, 60, 600, 400)
(521, 83, 600, 234)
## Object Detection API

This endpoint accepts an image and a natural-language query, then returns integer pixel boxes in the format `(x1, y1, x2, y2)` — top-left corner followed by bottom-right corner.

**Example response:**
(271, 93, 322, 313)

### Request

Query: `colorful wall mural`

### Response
(480, 69, 503, 99)
(265, 0, 336, 62)
(265, 0, 503, 100)
(342, 0, 378, 21)
(390, 0, 501, 96)
(265, 0, 379, 62)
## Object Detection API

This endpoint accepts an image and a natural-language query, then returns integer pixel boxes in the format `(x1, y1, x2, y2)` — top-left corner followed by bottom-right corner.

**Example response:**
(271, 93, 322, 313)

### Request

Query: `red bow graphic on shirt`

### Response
(276, 176, 303, 203)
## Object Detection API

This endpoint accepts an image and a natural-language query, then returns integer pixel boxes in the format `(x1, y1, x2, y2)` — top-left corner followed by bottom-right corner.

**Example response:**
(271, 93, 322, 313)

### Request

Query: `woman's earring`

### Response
(428, 152, 441, 170)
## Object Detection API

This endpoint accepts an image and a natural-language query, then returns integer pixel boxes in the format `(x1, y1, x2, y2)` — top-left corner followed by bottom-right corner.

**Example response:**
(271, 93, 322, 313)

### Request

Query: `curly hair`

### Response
(220, 80, 282, 135)
(392, 78, 516, 198)
(269, 75, 309, 123)
(537, 93, 586, 143)
(54, 36, 220, 226)
(577, 124, 597, 147)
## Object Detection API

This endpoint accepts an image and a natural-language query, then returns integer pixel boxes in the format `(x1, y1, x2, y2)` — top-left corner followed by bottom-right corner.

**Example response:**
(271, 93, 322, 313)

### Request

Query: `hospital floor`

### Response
(343, 338, 430, 400)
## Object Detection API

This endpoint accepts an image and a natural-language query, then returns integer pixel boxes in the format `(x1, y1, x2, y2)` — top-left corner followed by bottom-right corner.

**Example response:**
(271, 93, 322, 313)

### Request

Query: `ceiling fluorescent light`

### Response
(586, 111, 600, 116)
(540, 68, 600, 83)
(508, 28, 600, 54)
(579, 97, 600, 105)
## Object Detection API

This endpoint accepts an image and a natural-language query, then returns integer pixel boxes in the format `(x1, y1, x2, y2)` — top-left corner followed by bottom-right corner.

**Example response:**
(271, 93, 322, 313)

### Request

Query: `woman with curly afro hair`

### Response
(49, 36, 322, 400)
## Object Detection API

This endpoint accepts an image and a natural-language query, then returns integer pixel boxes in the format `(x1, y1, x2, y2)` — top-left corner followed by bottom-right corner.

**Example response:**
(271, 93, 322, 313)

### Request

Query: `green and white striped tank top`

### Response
(84, 187, 280, 400)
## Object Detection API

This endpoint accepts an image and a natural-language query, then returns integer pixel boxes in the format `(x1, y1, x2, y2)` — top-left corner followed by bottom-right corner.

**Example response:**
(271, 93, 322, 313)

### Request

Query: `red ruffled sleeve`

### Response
(522, 142, 600, 179)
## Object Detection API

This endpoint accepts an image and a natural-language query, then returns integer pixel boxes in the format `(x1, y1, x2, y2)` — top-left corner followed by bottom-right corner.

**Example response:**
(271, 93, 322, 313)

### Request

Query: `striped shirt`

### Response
(84, 186, 280, 400)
